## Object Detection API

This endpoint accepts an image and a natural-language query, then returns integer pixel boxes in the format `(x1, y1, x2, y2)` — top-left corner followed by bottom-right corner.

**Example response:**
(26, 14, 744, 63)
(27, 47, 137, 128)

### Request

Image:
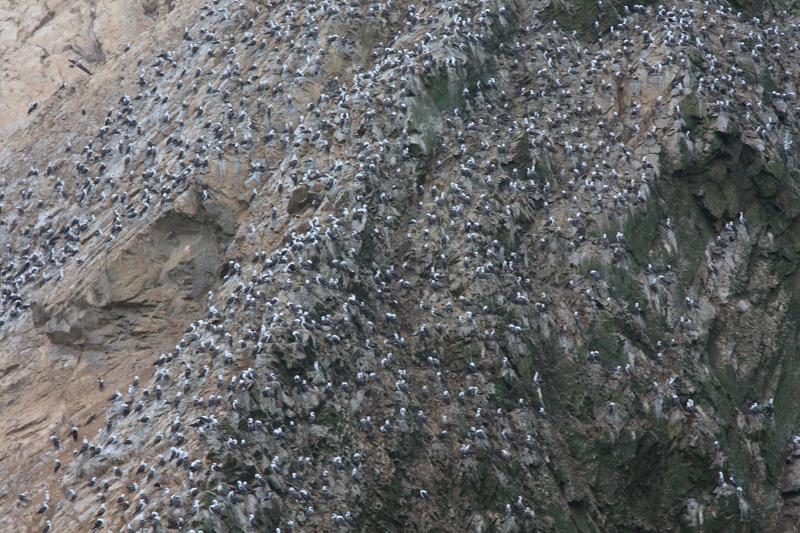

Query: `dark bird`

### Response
(68, 58, 93, 76)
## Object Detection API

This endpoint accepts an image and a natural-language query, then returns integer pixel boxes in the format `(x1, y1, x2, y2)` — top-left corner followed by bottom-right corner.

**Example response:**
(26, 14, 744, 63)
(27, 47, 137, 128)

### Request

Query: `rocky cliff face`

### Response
(0, 0, 800, 532)
(0, 0, 176, 136)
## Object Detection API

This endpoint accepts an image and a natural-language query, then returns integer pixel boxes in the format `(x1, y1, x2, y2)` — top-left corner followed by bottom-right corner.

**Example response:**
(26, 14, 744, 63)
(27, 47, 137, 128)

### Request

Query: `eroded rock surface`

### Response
(0, 0, 176, 136)
(0, 0, 800, 532)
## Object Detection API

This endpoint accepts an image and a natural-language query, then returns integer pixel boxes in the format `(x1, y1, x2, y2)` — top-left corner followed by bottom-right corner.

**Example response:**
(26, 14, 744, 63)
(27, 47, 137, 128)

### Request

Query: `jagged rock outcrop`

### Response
(33, 188, 237, 349)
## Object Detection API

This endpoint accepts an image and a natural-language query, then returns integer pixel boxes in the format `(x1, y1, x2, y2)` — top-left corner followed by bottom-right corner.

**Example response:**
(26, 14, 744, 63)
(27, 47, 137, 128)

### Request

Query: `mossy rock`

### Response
(586, 319, 624, 366)
(621, 200, 661, 266)
(729, 0, 799, 16)
(427, 72, 464, 112)
(315, 404, 341, 428)
(543, 0, 659, 40)
(220, 417, 239, 438)
(681, 93, 704, 133)
(221, 453, 257, 483)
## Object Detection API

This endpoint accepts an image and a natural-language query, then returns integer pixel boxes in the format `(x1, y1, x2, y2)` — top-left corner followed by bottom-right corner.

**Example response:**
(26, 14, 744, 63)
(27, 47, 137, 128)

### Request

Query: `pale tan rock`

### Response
(0, 0, 175, 138)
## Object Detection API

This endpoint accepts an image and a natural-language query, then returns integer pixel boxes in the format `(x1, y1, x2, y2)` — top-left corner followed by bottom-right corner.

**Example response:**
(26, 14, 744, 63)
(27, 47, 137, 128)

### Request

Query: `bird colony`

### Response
(2, 0, 800, 531)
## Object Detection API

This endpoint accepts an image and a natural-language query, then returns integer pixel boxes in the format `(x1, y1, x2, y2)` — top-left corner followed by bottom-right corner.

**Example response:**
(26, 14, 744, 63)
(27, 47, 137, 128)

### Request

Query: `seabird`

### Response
(68, 58, 93, 75)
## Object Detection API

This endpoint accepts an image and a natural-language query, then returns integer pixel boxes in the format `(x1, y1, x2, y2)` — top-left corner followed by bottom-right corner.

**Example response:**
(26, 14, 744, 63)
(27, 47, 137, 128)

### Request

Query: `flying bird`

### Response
(68, 58, 93, 75)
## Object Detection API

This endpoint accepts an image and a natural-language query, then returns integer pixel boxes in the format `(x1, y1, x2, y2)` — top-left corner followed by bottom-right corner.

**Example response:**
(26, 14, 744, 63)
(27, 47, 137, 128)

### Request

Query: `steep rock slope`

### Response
(0, 0, 798, 532)
(0, 0, 176, 136)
